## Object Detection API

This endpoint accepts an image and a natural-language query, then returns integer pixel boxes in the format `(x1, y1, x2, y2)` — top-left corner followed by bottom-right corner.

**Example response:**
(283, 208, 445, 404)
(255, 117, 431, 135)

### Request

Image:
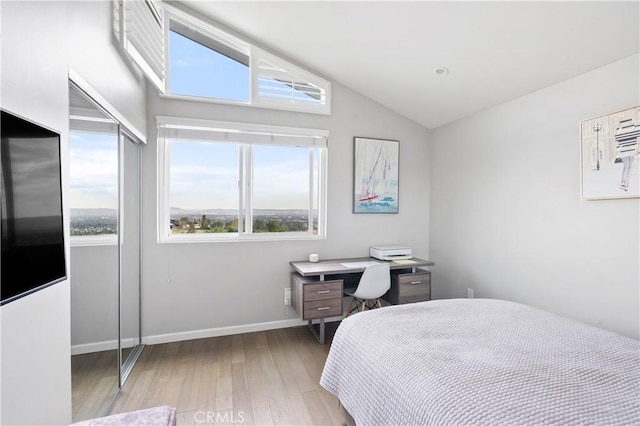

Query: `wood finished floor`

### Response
(72, 347, 137, 423)
(72, 350, 119, 422)
(108, 324, 352, 425)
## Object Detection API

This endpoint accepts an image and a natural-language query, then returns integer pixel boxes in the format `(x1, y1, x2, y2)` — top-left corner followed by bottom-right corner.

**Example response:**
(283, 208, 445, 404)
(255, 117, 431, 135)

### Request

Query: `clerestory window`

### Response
(163, 4, 331, 114)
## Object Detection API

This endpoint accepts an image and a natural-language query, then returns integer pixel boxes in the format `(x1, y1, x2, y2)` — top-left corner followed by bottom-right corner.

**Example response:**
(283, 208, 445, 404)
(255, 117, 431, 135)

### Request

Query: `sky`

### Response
(170, 141, 311, 210)
(70, 31, 317, 212)
(69, 132, 118, 210)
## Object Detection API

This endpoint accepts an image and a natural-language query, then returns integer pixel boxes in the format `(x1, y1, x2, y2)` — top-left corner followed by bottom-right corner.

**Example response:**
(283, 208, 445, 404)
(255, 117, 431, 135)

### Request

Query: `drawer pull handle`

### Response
(317, 290, 331, 294)
(317, 307, 331, 311)
(410, 281, 422, 285)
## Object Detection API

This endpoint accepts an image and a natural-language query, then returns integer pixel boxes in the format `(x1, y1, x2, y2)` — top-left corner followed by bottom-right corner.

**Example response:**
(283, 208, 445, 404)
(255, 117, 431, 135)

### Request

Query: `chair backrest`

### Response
(353, 263, 391, 299)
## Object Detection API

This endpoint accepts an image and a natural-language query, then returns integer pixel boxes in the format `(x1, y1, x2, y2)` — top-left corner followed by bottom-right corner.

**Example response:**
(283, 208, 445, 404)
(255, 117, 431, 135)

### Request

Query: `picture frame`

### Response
(353, 137, 399, 213)
(580, 106, 640, 200)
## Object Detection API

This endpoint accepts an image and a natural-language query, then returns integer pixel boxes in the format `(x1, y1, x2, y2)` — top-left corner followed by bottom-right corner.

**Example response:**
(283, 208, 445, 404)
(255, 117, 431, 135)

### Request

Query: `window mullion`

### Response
(308, 148, 314, 234)
(237, 144, 244, 234)
(319, 147, 327, 237)
(244, 144, 253, 235)
(163, 137, 172, 239)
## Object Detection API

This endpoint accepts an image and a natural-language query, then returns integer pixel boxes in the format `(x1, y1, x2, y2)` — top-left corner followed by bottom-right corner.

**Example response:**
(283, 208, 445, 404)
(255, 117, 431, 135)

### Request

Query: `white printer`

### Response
(369, 245, 413, 261)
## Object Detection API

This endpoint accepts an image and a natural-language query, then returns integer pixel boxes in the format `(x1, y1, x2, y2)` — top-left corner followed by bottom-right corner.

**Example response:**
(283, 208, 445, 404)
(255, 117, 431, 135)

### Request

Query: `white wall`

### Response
(430, 55, 640, 339)
(141, 82, 431, 341)
(0, 1, 146, 424)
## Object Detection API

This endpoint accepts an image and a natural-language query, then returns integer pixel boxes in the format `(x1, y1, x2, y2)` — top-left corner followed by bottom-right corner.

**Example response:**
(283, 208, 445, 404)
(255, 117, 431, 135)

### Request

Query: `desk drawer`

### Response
(303, 298, 342, 320)
(384, 271, 431, 305)
(303, 281, 343, 301)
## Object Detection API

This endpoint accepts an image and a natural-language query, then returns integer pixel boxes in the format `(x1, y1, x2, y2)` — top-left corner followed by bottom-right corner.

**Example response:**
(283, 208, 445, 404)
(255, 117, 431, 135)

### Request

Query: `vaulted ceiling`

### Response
(181, 1, 640, 129)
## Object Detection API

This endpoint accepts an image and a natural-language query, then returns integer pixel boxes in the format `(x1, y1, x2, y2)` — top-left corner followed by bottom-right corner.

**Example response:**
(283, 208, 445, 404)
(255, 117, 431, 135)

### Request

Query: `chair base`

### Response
(345, 297, 383, 317)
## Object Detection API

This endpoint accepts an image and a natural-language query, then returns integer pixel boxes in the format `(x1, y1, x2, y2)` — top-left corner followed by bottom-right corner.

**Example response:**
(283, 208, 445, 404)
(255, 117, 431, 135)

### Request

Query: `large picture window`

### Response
(158, 117, 328, 242)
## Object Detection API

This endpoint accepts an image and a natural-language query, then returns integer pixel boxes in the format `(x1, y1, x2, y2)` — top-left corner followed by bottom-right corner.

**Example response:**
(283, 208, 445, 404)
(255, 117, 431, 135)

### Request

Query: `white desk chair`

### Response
(345, 263, 391, 317)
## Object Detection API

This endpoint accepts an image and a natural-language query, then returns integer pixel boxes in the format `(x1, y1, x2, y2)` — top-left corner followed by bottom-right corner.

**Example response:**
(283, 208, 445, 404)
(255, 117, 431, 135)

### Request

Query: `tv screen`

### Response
(1, 110, 66, 305)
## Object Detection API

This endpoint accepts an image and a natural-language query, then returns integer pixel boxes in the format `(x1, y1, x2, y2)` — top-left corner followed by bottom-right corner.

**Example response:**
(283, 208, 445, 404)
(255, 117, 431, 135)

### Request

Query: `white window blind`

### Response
(251, 48, 331, 115)
(157, 117, 328, 148)
(115, 0, 165, 91)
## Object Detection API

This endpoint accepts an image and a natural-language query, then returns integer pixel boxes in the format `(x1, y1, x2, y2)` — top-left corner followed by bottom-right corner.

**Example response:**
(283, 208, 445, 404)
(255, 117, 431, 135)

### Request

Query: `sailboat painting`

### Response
(353, 137, 399, 213)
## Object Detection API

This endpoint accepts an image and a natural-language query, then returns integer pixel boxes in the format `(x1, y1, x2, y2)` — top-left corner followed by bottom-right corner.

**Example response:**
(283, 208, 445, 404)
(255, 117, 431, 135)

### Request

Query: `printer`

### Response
(369, 245, 413, 261)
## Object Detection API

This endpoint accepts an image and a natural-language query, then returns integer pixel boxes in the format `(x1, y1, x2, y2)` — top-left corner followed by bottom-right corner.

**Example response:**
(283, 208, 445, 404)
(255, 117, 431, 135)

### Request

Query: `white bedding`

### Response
(320, 299, 640, 425)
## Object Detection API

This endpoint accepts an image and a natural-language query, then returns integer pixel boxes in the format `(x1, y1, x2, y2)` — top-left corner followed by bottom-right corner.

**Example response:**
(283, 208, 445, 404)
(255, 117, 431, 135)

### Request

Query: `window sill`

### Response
(158, 232, 326, 244)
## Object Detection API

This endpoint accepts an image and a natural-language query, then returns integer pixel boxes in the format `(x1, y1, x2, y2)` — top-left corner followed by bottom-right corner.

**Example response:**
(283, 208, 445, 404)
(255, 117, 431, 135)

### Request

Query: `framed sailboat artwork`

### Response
(353, 137, 400, 213)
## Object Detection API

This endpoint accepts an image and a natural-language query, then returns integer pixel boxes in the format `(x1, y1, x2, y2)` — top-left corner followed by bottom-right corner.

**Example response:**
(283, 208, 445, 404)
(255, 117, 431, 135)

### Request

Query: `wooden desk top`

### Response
(290, 257, 434, 277)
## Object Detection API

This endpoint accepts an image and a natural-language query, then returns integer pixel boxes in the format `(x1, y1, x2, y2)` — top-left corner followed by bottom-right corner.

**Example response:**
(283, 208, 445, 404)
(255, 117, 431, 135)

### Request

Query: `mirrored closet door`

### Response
(69, 81, 144, 423)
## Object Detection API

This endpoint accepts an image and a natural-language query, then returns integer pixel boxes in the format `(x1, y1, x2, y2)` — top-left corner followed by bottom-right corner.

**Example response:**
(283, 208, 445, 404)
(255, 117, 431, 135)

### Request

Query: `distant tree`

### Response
(266, 220, 282, 232)
(290, 223, 306, 232)
(254, 219, 266, 232)
(201, 214, 211, 229)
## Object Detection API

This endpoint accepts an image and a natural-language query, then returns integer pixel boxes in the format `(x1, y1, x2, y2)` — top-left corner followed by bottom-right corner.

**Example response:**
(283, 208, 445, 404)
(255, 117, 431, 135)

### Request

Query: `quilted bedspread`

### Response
(320, 299, 640, 425)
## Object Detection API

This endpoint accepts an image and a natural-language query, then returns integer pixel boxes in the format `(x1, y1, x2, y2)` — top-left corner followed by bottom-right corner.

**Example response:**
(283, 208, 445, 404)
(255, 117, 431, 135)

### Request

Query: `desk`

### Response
(290, 257, 434, 343)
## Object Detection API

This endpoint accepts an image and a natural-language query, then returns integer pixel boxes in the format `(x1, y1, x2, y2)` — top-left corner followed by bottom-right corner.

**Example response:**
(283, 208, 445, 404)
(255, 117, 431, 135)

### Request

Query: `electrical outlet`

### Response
(467, 288, 474, 298)
(284, 288, 291, 306)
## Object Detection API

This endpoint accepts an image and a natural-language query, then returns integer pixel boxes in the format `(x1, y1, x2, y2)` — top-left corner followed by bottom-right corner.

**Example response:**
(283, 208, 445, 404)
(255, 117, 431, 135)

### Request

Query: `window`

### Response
(251, 49, 329, 112)
(158, 117, 328, 242)
(163, 4, 331, 114)
(168, 21, 249, 102)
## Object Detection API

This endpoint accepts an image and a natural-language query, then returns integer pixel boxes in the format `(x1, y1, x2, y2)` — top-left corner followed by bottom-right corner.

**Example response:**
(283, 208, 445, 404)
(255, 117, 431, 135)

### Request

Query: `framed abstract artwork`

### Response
(353, 137, 399, 213)
(580, 106, 640, 200)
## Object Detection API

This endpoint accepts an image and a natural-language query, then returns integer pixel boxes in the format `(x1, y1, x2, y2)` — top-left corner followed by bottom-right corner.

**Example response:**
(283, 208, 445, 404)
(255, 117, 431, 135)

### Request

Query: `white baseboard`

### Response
(71, 337, 138, 355)
(143, 318, 310, 345)
(73, 317, 344, 354)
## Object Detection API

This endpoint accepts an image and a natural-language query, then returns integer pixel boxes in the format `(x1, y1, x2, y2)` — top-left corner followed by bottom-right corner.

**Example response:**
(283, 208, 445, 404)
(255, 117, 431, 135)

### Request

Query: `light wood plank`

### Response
(163, 340, 194, 409)
(257, 342, 293, 425)
(177, 338, 206, 413)
(214, 376, 233, 413)
(265, 330, 313, 426)
(252, 400, 274, 426)
(195, 338, 218, 413)
(242, 332, 268, 404)
(231, 334, 245, 364)
(302, 389, 333, 425)
(231, 362, 254, 425)
(216, 336, 232, 379)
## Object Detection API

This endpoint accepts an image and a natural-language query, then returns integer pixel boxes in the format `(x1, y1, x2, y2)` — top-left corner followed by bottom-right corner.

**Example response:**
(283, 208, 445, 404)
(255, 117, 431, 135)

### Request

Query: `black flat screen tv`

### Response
(1, 110, 67, 305)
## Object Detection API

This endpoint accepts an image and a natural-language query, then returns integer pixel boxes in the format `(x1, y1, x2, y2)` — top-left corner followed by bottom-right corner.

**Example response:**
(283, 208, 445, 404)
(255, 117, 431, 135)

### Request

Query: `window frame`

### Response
(157, 116, 328, 243)
(162, 3, 331, 115)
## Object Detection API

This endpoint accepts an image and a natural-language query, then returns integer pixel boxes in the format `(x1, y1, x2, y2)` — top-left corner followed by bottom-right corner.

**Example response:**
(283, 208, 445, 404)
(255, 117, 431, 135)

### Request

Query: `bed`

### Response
(320, 299, 640, 425)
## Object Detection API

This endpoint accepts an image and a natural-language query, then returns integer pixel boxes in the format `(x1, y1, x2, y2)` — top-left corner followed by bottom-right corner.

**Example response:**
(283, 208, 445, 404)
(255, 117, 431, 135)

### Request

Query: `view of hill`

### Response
(70, 208, 317, 235)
